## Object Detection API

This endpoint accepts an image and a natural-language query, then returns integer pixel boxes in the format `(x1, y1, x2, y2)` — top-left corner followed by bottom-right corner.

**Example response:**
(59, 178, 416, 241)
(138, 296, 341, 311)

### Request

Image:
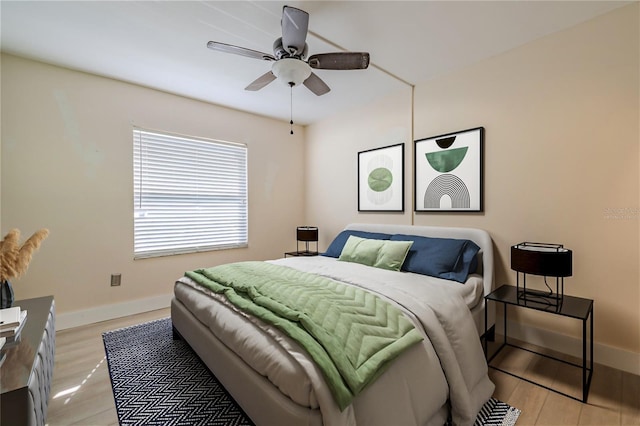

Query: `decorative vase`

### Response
(1, 280, 14, 309)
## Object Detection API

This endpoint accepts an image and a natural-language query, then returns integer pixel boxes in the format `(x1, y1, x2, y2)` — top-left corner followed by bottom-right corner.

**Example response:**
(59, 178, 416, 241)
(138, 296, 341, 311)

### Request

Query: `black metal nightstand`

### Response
(484, 285, 593, 402)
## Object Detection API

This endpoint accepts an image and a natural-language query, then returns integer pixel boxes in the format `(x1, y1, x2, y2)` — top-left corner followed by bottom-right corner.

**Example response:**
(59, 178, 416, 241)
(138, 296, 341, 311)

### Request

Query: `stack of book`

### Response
(0, 306, 28, 351)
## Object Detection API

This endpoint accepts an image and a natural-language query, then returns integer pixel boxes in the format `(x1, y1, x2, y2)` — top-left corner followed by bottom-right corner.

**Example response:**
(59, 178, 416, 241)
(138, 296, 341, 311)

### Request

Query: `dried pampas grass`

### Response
(0, 228, 49, 282)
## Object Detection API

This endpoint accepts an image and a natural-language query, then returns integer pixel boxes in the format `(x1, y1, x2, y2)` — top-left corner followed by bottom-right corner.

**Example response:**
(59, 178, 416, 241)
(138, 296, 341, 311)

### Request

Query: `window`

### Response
(133, 128, 248, 258)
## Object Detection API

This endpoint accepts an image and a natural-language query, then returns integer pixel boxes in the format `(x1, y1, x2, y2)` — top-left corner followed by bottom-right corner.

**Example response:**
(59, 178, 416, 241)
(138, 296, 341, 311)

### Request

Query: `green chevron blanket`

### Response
(185, 261, 423, 410)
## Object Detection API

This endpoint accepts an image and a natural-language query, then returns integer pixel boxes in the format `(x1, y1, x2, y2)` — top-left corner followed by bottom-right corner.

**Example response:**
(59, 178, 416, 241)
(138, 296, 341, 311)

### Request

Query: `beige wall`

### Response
(305, 86, 414, 247)
(307, 4, 639, 356)
(1, 54, 305, 315)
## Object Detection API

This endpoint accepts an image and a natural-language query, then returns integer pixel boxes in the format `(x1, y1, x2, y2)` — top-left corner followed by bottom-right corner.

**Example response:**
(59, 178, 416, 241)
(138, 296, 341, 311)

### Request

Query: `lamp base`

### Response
(517, 287, 563, 308)
(516, 271, 565, 309)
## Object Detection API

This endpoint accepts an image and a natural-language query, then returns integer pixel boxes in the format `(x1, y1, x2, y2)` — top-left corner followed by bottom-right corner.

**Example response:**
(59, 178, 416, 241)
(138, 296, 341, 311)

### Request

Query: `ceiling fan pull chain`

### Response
(289, 82, 294, 135)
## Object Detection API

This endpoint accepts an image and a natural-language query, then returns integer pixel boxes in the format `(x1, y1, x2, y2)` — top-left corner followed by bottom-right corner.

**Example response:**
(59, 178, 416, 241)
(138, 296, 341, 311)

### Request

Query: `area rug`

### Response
(103, 318, 252, 425)
(103, 318, 520, 426)
(474, 397, 521, 426)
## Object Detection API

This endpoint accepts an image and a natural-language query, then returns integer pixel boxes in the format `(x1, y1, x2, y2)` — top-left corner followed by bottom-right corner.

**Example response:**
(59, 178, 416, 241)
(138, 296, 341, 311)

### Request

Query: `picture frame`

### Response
(414, 127, 483, 212)
(358, 143, 404, 212)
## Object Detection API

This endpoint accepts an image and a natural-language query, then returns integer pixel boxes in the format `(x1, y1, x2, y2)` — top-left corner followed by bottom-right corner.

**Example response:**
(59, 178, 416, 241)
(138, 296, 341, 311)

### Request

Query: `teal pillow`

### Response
(338, 235, 413, 271)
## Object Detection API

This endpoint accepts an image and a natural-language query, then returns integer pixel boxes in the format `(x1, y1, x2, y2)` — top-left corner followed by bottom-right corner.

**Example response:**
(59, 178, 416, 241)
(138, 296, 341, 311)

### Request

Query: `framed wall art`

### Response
(414, 127, 483, 212)
(358, 143, 404, 212)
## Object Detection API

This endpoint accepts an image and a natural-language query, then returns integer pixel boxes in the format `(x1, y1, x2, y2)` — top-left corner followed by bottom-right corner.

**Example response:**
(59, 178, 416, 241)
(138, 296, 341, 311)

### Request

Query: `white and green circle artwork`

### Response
(368, 167, 393, 192)
(367, 155, 393, 205)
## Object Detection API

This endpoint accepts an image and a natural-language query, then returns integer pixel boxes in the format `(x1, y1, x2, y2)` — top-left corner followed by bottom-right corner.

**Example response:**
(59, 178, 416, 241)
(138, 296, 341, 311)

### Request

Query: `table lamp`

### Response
(511, 242, 572, 306)
(296, 226, 318, 254)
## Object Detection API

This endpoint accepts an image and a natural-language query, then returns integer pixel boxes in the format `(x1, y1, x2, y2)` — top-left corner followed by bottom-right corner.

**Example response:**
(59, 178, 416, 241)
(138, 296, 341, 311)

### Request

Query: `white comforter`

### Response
(175, 256, 494, 426)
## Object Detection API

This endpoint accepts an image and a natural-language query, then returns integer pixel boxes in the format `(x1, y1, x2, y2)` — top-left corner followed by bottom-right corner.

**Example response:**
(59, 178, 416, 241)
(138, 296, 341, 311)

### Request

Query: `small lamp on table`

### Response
(511, 242, 572, 307)
(296, 226, 318, 255)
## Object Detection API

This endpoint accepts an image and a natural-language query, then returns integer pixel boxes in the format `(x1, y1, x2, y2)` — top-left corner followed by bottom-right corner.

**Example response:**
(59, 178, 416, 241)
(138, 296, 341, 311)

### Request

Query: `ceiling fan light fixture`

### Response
(272, 58, 311, 87)
(206, 5, 368, 99)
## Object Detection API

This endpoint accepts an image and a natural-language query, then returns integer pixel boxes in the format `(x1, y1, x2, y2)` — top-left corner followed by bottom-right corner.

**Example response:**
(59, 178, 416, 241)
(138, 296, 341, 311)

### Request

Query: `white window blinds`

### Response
(133, 128, 248, 258)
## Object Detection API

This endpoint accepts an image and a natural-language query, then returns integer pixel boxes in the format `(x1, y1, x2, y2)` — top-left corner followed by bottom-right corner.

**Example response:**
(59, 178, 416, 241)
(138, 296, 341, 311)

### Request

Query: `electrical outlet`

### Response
(111, 274, 121, 287)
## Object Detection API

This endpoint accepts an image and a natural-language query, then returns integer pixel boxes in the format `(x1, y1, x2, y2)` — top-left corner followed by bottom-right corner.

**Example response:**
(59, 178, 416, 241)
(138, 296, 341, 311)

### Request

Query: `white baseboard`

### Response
(499, 320, 640, 376)
(56, 294, 172, 331)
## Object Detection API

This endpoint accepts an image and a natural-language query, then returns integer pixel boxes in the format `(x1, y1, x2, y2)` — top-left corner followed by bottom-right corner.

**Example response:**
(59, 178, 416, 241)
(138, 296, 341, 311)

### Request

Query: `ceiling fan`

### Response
(206, 5, 370, 96)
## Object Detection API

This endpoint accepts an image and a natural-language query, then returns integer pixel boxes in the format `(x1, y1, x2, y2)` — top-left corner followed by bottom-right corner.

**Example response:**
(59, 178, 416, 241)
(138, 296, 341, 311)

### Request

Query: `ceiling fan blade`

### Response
(207, 41, 275, 61)
(303, 72, 330, 96)
(245, 71, 277, 91)
(281, 6, 309, 55)
(308, 52, 370, 70)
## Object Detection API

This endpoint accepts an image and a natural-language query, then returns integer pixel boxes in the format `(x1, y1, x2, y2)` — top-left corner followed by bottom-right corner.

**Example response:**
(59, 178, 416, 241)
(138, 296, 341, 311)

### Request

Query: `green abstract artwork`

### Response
(368, 167, 393, 192)
(358, 143, 404, 211)
(425, 147, 468, 173)
(414, 127, 483, 212)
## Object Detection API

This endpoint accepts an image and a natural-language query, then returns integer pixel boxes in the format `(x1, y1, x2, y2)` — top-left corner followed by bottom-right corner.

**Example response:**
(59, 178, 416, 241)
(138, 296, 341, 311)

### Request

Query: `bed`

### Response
(171, 223, 496, 426)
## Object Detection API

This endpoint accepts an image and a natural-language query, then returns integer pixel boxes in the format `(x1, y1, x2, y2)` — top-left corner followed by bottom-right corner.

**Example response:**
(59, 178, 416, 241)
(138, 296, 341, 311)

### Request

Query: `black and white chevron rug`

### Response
(103, 318, 252, 426)
(103, 318, 520, 426)
(474, 397, 521, 426)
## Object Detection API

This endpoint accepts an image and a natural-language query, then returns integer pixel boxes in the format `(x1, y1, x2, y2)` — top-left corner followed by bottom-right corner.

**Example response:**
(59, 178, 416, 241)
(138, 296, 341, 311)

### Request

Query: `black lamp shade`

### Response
(511, 243, 572, 277)
(297, 226, 318, 242)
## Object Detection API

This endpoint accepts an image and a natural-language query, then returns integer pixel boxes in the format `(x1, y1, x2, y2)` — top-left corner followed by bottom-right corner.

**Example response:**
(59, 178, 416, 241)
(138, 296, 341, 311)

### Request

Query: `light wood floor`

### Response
(46, 309, 640, 425)
(487, 339, 640, 425)
(47, 308, 171, 426)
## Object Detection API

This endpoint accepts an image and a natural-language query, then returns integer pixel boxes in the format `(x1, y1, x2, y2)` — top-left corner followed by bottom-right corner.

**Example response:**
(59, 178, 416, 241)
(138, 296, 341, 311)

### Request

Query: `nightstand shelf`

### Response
(284, 251, 319, 258)
(484, 285, 593, 403)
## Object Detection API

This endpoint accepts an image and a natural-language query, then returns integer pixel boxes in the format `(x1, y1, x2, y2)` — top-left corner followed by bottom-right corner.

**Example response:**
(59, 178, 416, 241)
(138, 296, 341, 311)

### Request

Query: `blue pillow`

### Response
(461, 242, 479, 275)
(390, 234, 480, 283)
(322, 230, 392, 258)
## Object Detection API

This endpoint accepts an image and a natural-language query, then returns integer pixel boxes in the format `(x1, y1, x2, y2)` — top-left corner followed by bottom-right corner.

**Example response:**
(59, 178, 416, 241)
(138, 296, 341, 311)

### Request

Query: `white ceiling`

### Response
(1, 1, 630, 125)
